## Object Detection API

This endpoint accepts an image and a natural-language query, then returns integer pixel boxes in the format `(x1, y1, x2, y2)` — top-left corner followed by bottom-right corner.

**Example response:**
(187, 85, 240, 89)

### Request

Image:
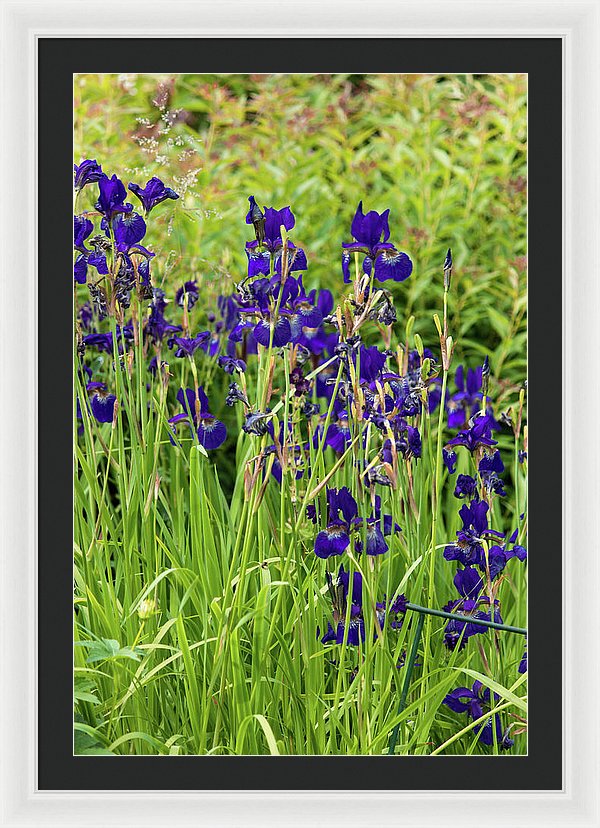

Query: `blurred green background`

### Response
(74, 72, 526, 402)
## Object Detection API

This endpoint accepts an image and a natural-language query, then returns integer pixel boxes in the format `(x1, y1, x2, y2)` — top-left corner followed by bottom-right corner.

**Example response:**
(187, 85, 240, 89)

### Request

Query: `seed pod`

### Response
(414, 333, 424, 358)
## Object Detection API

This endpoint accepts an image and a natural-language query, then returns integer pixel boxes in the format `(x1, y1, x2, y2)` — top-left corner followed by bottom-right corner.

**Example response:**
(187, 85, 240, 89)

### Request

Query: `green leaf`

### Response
(85, 638, 144, 664)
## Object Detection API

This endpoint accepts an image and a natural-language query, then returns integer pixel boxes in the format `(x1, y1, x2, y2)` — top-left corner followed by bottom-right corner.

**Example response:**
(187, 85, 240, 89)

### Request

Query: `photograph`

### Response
(73, 72, 528, 757)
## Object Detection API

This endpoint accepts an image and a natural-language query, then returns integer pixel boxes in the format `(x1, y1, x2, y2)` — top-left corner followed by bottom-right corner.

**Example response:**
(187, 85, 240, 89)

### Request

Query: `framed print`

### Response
(1, 1, 599, 826)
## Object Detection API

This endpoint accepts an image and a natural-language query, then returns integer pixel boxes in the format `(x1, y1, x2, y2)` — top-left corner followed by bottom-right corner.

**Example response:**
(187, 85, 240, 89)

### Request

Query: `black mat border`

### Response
(39, 37, 562, 791)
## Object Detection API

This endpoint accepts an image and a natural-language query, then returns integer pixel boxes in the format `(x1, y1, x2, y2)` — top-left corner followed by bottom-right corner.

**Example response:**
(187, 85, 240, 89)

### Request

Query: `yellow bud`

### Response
(405, 315, 415, 340)
(414, 333, 424, 357)
(433, 313, 442, 337)
(138, 597, 158, 620)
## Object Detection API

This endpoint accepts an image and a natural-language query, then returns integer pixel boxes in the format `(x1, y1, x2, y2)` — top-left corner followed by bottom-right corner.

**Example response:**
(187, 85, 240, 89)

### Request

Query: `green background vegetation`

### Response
(74, 74, 527, 756)
(75, 72, 526, 371)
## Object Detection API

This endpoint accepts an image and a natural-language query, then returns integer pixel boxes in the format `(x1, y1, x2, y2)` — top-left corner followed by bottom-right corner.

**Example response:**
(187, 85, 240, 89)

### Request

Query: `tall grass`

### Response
(74, 73, 527, 756)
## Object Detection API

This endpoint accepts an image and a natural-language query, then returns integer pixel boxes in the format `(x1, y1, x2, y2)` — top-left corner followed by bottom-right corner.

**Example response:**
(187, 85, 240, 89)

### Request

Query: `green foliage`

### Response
(74, 73, 527, 756)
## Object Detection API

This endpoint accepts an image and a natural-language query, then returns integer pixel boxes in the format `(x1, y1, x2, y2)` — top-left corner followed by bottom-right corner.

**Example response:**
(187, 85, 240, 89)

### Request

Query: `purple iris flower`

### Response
(357, 345, 388, 382)
(74, 216, 108, 284)
(168, 331, 211, 358)
(294, 289, 335, 355)
(74, 252, 108, 285)
(390, 593, 408, 615)
(234, 274, 322, 350)
(454, 474, 478, 499)
(175, 281, 199, 309)
(446, 414, 498, 453)
(446, 364, 483, 428)
(287, 280, 324, 335)
(373, 496, 402, 539)
(443, 681, 514, 749)
(74, 216, 93, 251)
(443, 449, 458, 474)
(218, 355, 246, 375)
(354, 521, 389, 556)
(324, 410, 352, 454)
(86, 382, 116, 423)
(253, 314, 293, 347)
(112, 212, 147, 253)
(485, 529, 527, 580)
(287, 365, 308, 397)
(136, 257, 154, 301)
(128, 177, 179, 215)
(110, 228, 154, 308)
(443, 500, 504, 567)
(244, 203, 307, 277)
(82, 332, 114, 353)
(320, 564, 406, 646)
(314, 487, 358, 559)
(321, 565, 365, 646)
(242, 410, 274, 437)
(518, 642, 528, 673)
(405, 424, 422, 458)
(74, 159, 104, 191)
(79, 302, 94, 331)
(148, 356, 168, 378)
(442, 593, 502, 651)
(381, 422, 422, 463)
(201, 332, 221, 358)
(218, 294, 241, 334)
(95, 175, 133, 221)
(478, 450, 506, 496)
(169, 387, 227, 450)
(342, 201, 413, 284)
(453, 566, 484, 601)
(381, 376, 421, 419)
(145, 290, 182, 343)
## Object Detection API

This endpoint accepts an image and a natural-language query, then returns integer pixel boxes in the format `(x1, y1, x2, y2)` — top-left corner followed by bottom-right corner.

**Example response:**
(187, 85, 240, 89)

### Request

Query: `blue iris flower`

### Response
(443, 449, 458, 474)
(175, 281, 200, 310)
(168, 331, 211, 358)
(314, 487, 358, 559)
(446, 364, 483, 429)
(244, 202, 307, 277)
(145, 289, 182, 344)
(128, 177, 179, 215)
(73, 215, 108, 284)
(478, 450, 506, 496)
(446, 414, 498, 453)
(74, 159, 104, 191)
(95, 174, 133, 222)
(442, 583, 503, 652)
(342, 201, 413, 283)
(443, 499, 505, 567)
(443, 681, 514, 749)
(168, 387, 227, 450)
(454, 474, 478, 499)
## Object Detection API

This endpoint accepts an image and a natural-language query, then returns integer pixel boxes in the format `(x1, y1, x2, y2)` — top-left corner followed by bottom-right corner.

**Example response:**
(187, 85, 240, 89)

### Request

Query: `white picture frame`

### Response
(1, 1, 598, 825)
